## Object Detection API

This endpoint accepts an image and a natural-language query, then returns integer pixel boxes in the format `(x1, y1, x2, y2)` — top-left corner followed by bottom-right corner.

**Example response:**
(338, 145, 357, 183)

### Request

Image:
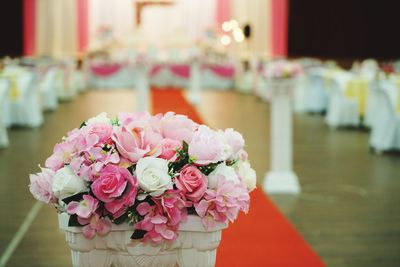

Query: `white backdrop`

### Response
(88, 0, 215, 49)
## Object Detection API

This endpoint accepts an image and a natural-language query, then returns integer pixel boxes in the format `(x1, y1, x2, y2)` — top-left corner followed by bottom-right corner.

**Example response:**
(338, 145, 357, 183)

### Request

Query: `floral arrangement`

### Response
(29, 112, 256, 244)
(264, 60, 302, 80)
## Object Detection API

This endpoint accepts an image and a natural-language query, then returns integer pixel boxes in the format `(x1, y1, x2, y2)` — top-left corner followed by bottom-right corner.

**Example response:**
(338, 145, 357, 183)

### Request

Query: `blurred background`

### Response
(1, 0, 400, 267)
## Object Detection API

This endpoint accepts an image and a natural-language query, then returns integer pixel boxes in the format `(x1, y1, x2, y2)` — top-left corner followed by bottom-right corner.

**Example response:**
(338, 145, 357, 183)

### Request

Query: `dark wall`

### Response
(288, 0, 400, 60)
(0, 0, 23, 57)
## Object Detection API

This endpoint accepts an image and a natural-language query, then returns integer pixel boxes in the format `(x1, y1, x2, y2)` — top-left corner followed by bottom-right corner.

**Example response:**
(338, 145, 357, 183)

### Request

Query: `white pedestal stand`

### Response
(58, 213, 227, 267)
(188, 60, 201, 105)
(135, 63, 150, 112)
(263, 79, 301, 194)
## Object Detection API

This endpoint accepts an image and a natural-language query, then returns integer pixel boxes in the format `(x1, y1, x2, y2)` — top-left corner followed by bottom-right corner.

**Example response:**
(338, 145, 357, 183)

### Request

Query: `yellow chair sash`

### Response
(345, 77, 369, 116)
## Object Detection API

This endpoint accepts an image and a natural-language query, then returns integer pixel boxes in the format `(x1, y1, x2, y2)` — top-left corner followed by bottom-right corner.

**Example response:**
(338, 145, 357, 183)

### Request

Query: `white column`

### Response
(263, 80, 301, 194)
(135, 63, 150, 112)
(188, 60, 202, 105)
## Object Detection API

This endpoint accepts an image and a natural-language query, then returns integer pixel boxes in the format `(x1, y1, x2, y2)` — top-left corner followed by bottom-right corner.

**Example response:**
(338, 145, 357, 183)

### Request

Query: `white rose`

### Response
(86, 112, 111, 125)
(217, 130, 233, 161)
(236, 161, 257, 192)
(207, 163, 240, 189)
(223, 128, 245, 160)
(52, 166, 87, 199)
(136, 157, 173, 196)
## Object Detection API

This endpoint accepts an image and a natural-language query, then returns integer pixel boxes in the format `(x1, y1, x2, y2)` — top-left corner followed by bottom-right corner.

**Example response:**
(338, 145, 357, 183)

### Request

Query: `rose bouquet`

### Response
(29, 112, 256, 244)
(264, 60, 302, 80)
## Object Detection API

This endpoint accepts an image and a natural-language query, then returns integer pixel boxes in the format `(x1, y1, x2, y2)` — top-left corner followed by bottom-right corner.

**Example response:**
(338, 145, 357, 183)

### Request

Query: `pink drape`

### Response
(216, 0, 230, 26)
(23, 0, 36, 56)
(204, 64, 235, 78)
(170, 65, 190, 79)
(77, 0, 89, 53)
(271, 0, 288, 57)
(90, 63, 124, 77)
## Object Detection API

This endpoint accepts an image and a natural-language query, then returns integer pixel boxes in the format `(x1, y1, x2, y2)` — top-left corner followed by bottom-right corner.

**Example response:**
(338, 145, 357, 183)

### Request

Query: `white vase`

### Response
(58, 213, 227, 267)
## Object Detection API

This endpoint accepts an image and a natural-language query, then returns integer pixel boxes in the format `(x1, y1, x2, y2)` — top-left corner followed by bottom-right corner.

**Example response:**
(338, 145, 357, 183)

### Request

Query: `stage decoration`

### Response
(29, 112, 255, 266)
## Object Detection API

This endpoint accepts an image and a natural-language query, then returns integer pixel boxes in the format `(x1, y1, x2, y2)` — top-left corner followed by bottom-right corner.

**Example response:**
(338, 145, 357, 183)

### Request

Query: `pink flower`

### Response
(118, 112, 152, 128)
(29, 167, 56, 203)
(45, 140, 78, 171)
(91, 165, 137, 218)
(160, 112, 197, 143)
(72, 147, 120, 181)
(159, 138, 181, 161)
(194, 178, 250, 230)
(45, 128, 86, 171)
(175, 165, 207, 202)
(157, 190, 187, 226)
(188, 126, 224, 165)
(112, 126, 162, 163)
(135, 201, 179, 244)
(67, 194, 99, 219)
(78, 213, 112, 239)
(85, 122, 113, 145)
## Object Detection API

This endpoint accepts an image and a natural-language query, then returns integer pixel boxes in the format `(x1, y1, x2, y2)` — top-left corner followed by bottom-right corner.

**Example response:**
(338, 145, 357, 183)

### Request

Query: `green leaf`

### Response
(182, 141, 189, 152)
(79, 121, 86, 129)
(131, 229, 146, 240)
(68, 214, 83, 227)
(112, 212, 129, 225)
(62, 192, 86, 205)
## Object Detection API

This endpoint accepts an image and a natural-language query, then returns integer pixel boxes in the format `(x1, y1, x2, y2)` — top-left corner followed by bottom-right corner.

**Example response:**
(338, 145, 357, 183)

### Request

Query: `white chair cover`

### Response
(4, 70, 43, 128)
(0, 79, 10, 148)
(58, 60, 78, 100)
(369, 81, 400, 151)
(364, 80, 381, 128)
(306, 69, 329, 112)
(40, 67, 59, 111)
(325, 72, 360, 128)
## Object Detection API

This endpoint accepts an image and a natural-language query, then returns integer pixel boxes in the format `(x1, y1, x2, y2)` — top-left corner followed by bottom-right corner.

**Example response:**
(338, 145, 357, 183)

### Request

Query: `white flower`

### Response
(217, 130, 233, 161)
(223, 128, 245, 160)
(135, 157, 173, 196)
(52, 166, 87, 199)
(236, 161, 257, 192)
(86, 112, 111, 125)
(207, 163, 240, 189)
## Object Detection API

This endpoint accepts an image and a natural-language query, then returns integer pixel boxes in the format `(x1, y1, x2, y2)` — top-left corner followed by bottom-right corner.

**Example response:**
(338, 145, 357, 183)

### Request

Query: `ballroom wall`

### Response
(288, 0, 400, 60)
(0, 0, 23, 57)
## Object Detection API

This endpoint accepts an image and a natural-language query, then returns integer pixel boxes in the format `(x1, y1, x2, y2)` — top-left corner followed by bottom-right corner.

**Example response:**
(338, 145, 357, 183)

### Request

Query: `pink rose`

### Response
(176, 165, 208, 202)
(159, 138, 182, 161)
(91, 165, 137, 218)
(188, 126, 224, 165)
(29, 167, 56, 203)
(112, 126, 162, 163)
(118, 111, 152, 129)
(161, 112, 197, 143)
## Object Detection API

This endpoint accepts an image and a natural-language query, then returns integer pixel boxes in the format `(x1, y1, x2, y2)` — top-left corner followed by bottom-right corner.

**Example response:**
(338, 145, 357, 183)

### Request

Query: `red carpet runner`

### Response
(152, 88, 325, 267)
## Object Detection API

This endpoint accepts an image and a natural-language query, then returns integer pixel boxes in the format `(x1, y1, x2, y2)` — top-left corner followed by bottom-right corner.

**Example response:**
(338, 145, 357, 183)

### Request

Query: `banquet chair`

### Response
(4, 70, 43, 127)
(325, 73, 360, 128)
(369, 81, 400, 152)
(364, 80, 381, 128)
(306, 70, 329, 113)
(40, 67, 59, 111)
(57, 60, 77, 101)
(0, 78, 10, 148)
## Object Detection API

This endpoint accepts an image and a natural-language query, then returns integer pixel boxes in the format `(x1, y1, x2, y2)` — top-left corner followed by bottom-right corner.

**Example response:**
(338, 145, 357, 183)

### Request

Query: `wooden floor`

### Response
(1, 89, 400, 267)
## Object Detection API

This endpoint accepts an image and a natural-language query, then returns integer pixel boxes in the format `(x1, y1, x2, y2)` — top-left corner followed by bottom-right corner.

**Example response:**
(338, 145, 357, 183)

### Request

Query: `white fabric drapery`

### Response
(88, 0, 215, 49)
(231, 0, 272, 58)
(36, 0, 78, 58)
